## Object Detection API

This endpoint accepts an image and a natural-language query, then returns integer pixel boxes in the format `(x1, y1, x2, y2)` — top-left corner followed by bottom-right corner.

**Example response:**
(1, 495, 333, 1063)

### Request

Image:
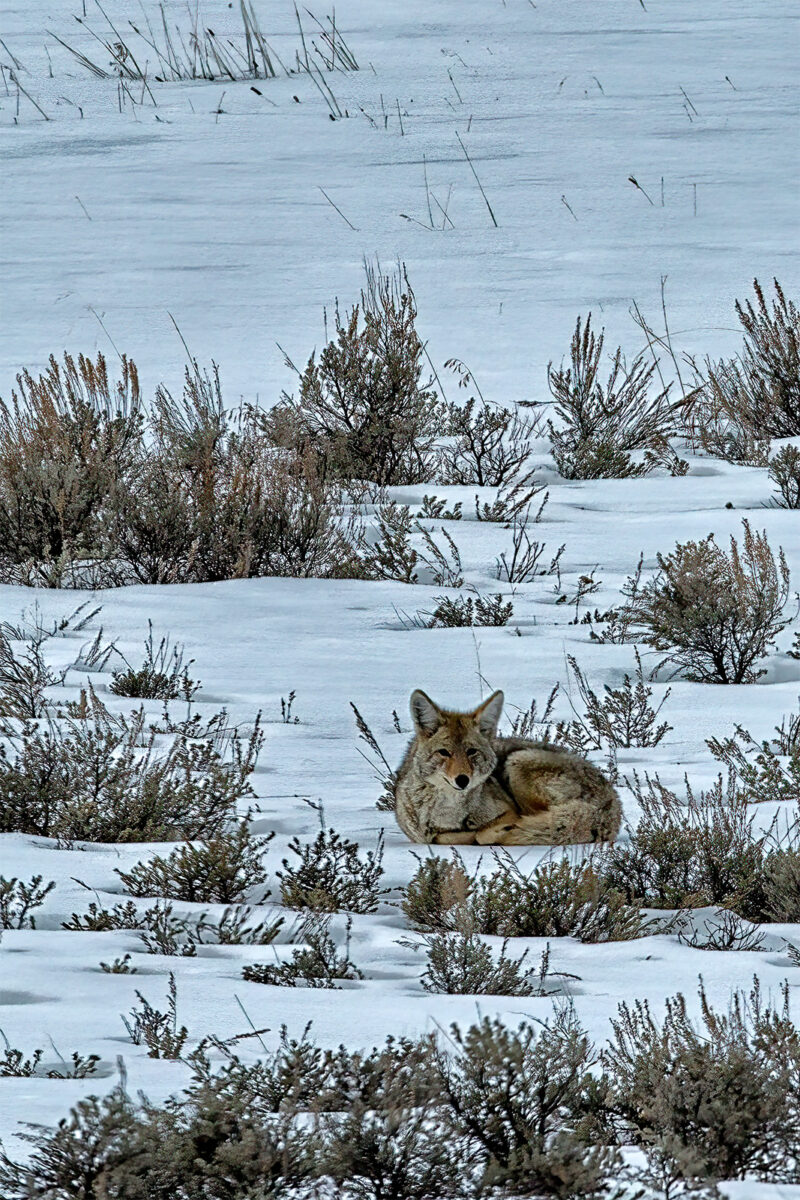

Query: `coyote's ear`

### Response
(473, 689, 504, 737)
(410, 690, 444, 737)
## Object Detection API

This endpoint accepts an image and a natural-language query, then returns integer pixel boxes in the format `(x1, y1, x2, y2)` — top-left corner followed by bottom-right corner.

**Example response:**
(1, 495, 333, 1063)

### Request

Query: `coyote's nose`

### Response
(454, 774, 470, 790)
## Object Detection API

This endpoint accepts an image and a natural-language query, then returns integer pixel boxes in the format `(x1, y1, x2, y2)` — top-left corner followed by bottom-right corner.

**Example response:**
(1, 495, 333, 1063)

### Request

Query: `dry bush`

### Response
(109, 622, 198, 700)
(116, 823, 272, 904)
(438, 358, 541, 486)
(435, 1010, 620, 1198)
(114, 361, 363, 585)
(600, 772, 767, 917)
(630, 521, 790, 683)
(402, 855, 473, 931)
(242, 915, 362, 988)
(0, 352, 142, 585)
(0, 693, 261, 843)
(684, 279, 800, 461)
(0, 874, 55, 929)
(605, 978, 800, 1185)
(547, 315, 678, 479)
(468, 856, 649, 943)
(768, 442, 800, 507)
(558, 651, 671, 752)
(403, 854, 646, 944)
(272, 265, 442, 485)
(277, 828, 386, 913)
(414, 932, 554, 996)
(425, 592, 513, 628)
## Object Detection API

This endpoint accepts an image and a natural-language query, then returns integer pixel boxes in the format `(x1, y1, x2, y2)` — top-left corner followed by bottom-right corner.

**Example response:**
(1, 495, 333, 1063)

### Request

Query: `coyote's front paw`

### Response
(433, 830, 478, 845)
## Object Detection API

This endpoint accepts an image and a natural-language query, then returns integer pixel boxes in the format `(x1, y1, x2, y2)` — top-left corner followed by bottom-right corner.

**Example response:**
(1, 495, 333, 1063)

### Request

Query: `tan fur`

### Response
(395, 691, 621, 846)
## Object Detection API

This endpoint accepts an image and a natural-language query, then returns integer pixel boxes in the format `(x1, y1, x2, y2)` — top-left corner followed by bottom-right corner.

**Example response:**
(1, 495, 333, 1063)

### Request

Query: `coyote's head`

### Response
(408, 689, 504, 794)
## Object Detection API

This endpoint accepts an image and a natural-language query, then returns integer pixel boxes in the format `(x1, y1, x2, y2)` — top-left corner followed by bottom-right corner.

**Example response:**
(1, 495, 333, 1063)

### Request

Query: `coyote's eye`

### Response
(466, 748, 479, 757)
(437, 748, 451, 758)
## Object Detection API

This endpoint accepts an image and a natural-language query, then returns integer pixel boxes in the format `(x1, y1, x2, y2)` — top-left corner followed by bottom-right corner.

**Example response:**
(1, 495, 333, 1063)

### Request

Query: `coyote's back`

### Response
(394, 689, 621, 845)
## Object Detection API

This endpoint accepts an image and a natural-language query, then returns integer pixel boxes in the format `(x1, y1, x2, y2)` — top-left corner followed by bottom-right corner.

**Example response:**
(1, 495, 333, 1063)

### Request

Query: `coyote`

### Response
(394, 689, 621, 845)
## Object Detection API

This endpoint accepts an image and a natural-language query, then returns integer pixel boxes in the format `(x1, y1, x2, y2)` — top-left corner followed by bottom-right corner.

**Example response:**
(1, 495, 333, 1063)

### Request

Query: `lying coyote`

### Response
(395, 689, 621, 845)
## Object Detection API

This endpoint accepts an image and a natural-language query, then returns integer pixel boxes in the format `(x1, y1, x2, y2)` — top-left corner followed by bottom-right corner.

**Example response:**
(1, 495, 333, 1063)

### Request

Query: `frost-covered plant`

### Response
(278, 828, 386, 913)
(242, 915, 363, 988)
(558, 651, 671, 752)
(547, 314, 675, 479)
(0, 696, 261, 843)
(630, 521, 790, 683)
(684, 279, 800, 461)
(276, 265, 441, 485)
(109, 621, 198, 700)
(116, 823, 272, 904)
(0, 874, 55, 929)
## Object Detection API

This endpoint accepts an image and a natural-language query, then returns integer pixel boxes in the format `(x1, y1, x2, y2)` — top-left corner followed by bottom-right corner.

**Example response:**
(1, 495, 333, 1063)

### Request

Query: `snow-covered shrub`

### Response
(278, 828, 386, 913)
(0, 352, 142, 587)
(425, 592, 513, 627)
(0, 874, 54, 929)
(547, 314, 677, 479)
(121, 973, 188, 1059)
(439, 357, 541, 486)
(684, 279, 800, 461)
(0, 617, 65, 718)
(403, 854, 646, 943)
(494, 509, 565, 584)
(630, 521, 790, 683)
(362, 501, 464, 586)
(314, 1087, 462, 1200)
(435, 1010, 621, 1198)
(557, 650, 671, 752)
(468, 856, 649, 943)
(474, 479, 546, 522)
(415, 931, 552, 996)
(116, 823, 272, 904)
(0, 699, 261, 843)
(113, 361, 364, 585)
(600, 772, 767, 917)
(402, 854, 473, 932)
(109, 622, 198, 700)
(708, 718, 800, 806)
(242, 915, 362, 988)
(605, 978, 800, 1185)
(271, 265, 442, 486)
(64, 897, 281, 953)
(0, 1086, 313, 1200)
(768, 442, 800, 508)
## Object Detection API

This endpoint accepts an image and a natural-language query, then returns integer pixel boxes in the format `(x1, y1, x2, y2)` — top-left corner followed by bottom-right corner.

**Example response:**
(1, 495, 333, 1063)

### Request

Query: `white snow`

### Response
(1, 0, 800, 1189)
